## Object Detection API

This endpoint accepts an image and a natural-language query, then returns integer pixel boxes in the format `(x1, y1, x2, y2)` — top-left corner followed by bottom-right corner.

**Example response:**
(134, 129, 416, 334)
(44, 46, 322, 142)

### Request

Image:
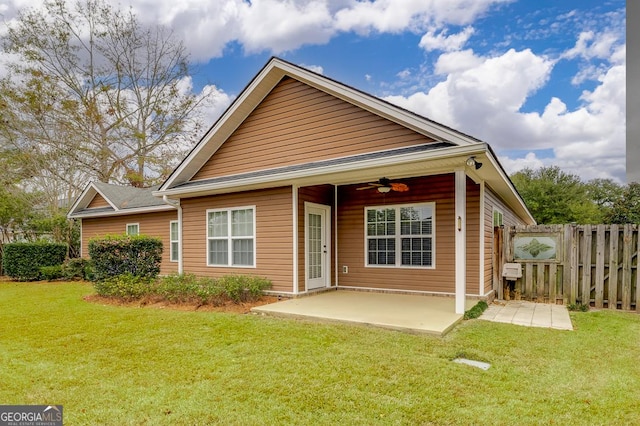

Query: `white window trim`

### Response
(206, 206, 257, 268)
(364, 202, 436, 269)
(126, 223, 139, 236)
(169, 220, 179, 263)
(493, 208, 504, 227)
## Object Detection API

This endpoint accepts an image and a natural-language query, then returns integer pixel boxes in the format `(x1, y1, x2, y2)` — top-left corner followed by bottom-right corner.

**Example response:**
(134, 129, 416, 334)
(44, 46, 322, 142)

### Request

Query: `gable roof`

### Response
(158, 57, 482, 192)
(67, 181, 174, 219)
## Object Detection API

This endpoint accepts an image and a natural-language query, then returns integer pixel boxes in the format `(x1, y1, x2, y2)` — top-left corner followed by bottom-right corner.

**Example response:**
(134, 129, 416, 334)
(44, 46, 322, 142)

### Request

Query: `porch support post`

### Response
(292, 184, 299, 294)
(455, 170, 467, 314)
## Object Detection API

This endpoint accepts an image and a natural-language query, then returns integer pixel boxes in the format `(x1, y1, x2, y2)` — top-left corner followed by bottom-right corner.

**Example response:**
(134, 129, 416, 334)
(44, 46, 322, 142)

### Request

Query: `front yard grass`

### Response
(1, 280, 639, 425)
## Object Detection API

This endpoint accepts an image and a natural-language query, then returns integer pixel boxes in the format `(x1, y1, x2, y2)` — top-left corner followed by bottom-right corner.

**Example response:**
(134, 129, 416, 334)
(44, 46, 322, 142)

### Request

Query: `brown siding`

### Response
(192, 78, 437, 181)
(297, 185, 336, 292)
(484, 187, 528, 295)
(466, 178, 481, 295)
(87, 193, 110, 209)
(337, 174, 479, 294)
(81, 210, 178, 275)
(180, 187, 294, 293)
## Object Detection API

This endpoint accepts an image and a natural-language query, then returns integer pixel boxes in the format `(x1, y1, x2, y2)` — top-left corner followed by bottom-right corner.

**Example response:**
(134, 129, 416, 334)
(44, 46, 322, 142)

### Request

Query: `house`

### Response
(67, 181, 178, 275)
(68, 57, 534, 314)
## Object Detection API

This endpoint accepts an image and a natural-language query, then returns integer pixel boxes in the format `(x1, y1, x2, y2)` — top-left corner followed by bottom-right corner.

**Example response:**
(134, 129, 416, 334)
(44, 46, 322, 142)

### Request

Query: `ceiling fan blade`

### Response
(390, 182, 409, 192)
(356, 185, 377, 190)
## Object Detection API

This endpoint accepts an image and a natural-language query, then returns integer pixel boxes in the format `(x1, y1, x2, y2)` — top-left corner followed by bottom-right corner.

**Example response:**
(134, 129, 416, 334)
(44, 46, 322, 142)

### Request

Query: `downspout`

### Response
(163, 195, 183, 274)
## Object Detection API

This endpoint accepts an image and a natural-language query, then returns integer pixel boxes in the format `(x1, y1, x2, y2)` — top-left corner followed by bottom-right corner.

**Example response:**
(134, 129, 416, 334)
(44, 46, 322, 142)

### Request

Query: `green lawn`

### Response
(1, 281, 639, 425)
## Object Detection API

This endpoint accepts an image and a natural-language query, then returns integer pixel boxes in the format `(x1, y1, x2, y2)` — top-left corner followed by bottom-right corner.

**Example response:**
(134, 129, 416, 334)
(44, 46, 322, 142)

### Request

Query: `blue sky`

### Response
(2, 0, 626, 182)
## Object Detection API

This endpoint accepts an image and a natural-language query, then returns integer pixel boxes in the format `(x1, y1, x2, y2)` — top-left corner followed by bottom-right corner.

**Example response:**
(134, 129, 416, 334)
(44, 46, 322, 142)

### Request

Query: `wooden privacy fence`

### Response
(494, 224, 639, 312)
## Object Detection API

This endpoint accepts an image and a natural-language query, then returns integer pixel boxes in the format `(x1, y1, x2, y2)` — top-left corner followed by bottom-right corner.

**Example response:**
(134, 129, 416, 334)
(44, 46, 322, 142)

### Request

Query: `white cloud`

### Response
(499, 152, 545, 175)
(563, 30, 620, 61)
(385, 42, 626, 182)
(434, 49, 483, 74)
(419, 26, 475, 52)
(197, 83, 234, 125)
(334, 0, 508, 34)
(4, 0, 509, 60)
(301, 63, 324, 74)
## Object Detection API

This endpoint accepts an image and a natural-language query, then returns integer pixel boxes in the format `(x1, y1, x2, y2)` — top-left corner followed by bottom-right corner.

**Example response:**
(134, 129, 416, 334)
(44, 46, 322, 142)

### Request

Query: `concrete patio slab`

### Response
(252, 290, 477, 336)
(480, 301, 573, 330)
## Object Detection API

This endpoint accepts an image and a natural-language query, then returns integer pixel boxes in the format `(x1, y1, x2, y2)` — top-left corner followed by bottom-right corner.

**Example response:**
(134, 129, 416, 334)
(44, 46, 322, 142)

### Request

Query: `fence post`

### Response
(608, 224, 619, 309)
(621, 224, 632, 311)
(582, 225, 592, 305)
(564, 224, 576, 305)
(594, 225, 606, 308)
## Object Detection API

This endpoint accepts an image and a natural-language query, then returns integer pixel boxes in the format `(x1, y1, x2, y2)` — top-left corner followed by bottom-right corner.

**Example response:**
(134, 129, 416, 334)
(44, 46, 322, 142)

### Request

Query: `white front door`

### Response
(305, 203, 331, 290)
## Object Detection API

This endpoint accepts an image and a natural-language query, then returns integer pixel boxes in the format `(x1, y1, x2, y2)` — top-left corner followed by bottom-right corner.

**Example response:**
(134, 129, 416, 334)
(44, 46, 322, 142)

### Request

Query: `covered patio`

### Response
(252, 290, 477, 336)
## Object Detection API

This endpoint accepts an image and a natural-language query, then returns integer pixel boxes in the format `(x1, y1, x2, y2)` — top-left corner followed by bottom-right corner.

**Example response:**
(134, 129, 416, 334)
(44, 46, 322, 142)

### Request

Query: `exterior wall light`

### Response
(466, 156, 483, 170)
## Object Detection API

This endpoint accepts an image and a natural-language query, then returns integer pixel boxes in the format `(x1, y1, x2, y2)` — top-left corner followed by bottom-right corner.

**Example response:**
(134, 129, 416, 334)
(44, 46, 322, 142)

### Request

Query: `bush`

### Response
(88, 234, 162, 281)
(2, 242, 67, 281)
(94, 273, 153, 300)
(62, 258, 94, 281)
(92, 272, 272, 305)
(218, 275, 272, 303)
(40, 265, 64, 281)
(464, 301, 489, 320)
(155, 274, 225, 305)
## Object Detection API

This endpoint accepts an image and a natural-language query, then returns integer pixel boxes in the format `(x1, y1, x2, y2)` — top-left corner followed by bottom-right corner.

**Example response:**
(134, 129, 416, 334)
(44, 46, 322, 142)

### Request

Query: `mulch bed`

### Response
(83, 294, 280, 314)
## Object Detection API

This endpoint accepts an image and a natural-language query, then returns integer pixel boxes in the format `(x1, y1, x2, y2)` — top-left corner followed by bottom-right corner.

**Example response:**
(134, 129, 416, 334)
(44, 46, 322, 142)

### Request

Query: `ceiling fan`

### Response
(356, 177, 409, 193)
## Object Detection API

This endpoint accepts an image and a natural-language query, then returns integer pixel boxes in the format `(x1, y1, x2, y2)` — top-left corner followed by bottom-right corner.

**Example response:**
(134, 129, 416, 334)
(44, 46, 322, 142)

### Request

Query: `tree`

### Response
(0, 0, 210, 197)
(604, 182, 640, 224)
(511, 166, 602, 224)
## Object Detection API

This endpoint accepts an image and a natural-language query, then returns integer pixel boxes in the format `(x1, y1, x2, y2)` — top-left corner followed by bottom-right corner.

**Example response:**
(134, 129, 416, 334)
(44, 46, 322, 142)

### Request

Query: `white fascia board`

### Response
(67, 181, 94, 219)
(68, 204, 176, 219)
(156, 144, 488, 198)
(484, 150, 536, 225)
(67, 182, 119, 218)
(160, 62, 286, 191)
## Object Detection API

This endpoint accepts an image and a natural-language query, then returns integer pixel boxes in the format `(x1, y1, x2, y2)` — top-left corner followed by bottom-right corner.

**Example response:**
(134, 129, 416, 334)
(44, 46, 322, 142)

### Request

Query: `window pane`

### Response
(400, 206, 432, 236)
(232, 209, 253, 237)
(232, 239, 254, 266)
(208, 211, 228, 237)
(126, 224, 139, 236)
(367, 208, 395, 236)
(170, 222, 179, 241)
(401, 237, 432, 266)
(170, 242, 179, 261)
(208, 240, 228, 265)
(368, 237, 395, 265)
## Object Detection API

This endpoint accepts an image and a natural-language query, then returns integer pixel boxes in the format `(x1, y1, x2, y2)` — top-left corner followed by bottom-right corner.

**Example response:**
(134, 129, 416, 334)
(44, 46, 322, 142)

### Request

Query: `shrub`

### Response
(40, 265, 64, 281)
(464, 300, 489, 320)
(155, 273, 225, 305)
(218, 275, 272, 303)
(89, 234, 162, 280)
(62, 258, 93, 281)
(2, 242, 67, 281)
(567, 302, 589, 312)
(94, 273, 153, 300)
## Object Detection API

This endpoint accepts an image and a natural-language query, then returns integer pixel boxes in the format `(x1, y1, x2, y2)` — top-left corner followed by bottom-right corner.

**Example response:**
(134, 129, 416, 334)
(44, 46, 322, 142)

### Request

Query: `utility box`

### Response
(502, 263, 522, 281)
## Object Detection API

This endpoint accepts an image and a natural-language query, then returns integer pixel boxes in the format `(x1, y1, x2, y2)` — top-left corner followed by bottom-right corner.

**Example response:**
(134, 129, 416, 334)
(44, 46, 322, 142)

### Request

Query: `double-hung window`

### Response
(126, 223, 139, 236)
(207, 207, 255, 267)
(170, 221, 179, 262)
(365, 203, 434, 268)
